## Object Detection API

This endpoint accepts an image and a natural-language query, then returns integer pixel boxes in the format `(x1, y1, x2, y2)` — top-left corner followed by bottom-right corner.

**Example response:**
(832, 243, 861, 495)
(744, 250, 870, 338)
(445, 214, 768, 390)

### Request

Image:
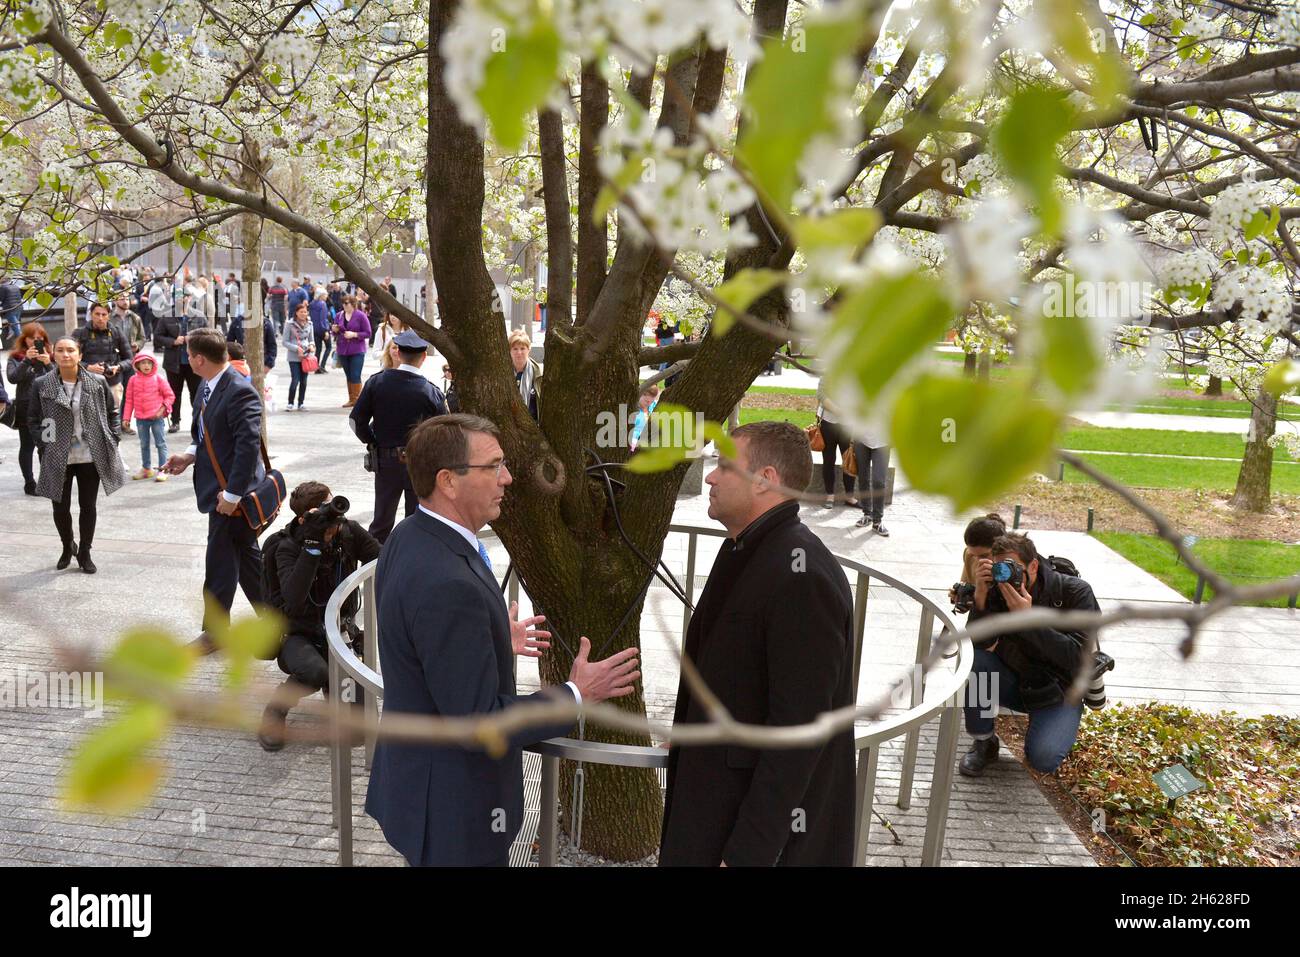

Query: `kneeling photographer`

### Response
(959, 532, 1107, 777)
(258, 481, 381, 751)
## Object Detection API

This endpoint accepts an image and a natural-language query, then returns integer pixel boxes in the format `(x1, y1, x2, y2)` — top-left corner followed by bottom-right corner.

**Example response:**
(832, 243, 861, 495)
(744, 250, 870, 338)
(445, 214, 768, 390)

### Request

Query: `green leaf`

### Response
(702, 421, 737, 460)
(62, 703, 168, 813)
(175, 228, 193, 251)
(992, 85, 1074, 235)
(735, 16, 863, 210)
(21, 238, 34, 259)
(791, 207, 882, 254)
(148, 50, 170, 75)
(822, 268, 954, 404)
(111, 26, 133, 50)
(1139, 13, 1157, 26)
(624, 444, 690, 474)
(1262, 360, 1300, 397)
(477, 12, 561, 152)
(1243, 207, 1274, 242)
(35, 290, 52, 308)
(1039, 301, 1102, 397)
(891, 373, 1062, 511)
(103, 628, 194, 701)
(711, 268, 786, 335)
(1235, 248, 1250, 266)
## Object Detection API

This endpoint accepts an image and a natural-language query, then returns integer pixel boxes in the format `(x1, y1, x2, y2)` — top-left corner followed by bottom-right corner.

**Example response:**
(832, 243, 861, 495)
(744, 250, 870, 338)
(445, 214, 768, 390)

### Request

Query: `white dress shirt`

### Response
(185, 365, 241, 504)
(418, 504, 581, 706)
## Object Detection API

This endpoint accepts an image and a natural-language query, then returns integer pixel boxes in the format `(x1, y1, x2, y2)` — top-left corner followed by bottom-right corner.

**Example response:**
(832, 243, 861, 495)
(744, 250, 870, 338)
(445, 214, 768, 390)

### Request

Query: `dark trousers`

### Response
(52, 462, 100, 548)
(852, 443, 890, 523)
(167, 365, 202, 426)
(276, 633, 366, 709)
(314, 335, 332, 370)
(963, 648, 1083, 773)
(287, 361, 308, 406)
(819, 420, 856, 496)
(370, 455, 416, 544)
(16, 402, 35, 486)
(339, 352, 364, 384)
(203, 511, 264, 631)
(118, 364, 133, 417)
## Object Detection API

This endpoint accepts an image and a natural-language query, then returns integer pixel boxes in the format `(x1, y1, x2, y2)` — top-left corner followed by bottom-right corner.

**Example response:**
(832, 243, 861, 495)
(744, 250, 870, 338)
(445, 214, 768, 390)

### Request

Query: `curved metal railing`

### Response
(324, 522, 972, 867)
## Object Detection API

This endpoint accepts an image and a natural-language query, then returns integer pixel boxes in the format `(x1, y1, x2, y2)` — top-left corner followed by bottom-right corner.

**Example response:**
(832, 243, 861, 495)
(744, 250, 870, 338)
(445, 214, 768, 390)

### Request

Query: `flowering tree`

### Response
(7, 0, 1300, 860)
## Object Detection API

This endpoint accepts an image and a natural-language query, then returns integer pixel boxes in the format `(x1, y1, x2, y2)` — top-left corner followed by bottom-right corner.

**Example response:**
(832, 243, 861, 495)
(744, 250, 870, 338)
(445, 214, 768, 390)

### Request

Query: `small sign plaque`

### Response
(1153, 764, 1204, 801)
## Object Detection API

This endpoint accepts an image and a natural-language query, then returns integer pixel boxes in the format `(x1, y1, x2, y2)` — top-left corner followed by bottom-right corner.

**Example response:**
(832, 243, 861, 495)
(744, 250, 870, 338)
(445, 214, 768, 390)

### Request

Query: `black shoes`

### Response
(75, 546, 96, 574)
(959, 735, 1000, 777)
(257, 706, 288, 752)
(23, 481, 36, 496)
(167, 421, 180, 433)
(57, 540, 78, 570)
(854, 516, 890, 536)
(188, 631, 219, 656)
(874, 522, 890, 537)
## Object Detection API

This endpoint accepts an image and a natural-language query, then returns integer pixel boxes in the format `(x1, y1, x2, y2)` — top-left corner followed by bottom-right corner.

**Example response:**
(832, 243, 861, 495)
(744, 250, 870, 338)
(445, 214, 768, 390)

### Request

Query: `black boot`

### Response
(57, 540, 77, 570)
(959, 735, 999, 777)
(24, 480, 36, 496)
(257, 705, 288, 752)
(76, 545, 97, 574)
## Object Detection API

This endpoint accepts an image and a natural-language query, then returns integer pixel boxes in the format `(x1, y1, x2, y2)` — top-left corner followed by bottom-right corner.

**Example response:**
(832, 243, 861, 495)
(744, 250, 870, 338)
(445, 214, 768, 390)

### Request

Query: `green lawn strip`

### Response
(1092, 531, 1300, 607)
(738, 407, 816, 428)
(1062, 426, 1296, 461)
(747, 385, 817, 396)
(1065, 454, 1300, 495)
(1059, 703, 1300, 865)
(1100, 396, 1300, 420)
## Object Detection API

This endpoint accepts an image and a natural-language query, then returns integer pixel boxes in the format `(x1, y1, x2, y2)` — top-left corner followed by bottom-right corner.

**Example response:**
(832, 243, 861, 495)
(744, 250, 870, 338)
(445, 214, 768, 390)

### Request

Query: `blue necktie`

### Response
(196, 381, 211, 442)
(477, 540, 493, 572)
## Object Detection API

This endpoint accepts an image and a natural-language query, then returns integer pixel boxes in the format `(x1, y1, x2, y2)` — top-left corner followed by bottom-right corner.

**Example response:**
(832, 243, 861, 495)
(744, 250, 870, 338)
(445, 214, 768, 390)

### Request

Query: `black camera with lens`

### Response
(983, 559, 1025, 613)
(319, 495, 350, 524)
(951, 582, 977, 613)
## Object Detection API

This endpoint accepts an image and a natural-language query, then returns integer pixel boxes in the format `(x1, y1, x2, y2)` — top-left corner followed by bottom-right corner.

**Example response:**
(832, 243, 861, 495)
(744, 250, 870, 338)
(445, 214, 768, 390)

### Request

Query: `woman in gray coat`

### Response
(27, 337, 126, 573)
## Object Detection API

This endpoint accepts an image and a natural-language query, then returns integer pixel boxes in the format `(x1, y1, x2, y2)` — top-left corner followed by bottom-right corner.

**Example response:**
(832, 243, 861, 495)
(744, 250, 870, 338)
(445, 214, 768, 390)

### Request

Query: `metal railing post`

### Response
(539, 754, 559, 867)
(852, 744, 880, 866)
(363, 575, 378, 769)
(681, 531, 698, 639)
(852, 572, 870, 696)
(331, 653, 354, 866)
(922, 703, 961, 867)
(898, 608, 933, 809)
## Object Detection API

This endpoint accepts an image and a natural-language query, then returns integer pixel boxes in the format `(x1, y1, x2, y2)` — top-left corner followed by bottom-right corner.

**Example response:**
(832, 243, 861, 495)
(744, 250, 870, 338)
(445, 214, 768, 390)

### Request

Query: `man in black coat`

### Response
(958, 532, 1100, 776)
(72, 302, 132, 387)
(660, 420, 856, 867)
(159, 328, 266, 648)
(364, 413, 640, 866)
(257, 481, 382, 751)
(226, 313, 277, 373)
(153, 311, 202, 432)
(348, 330, 447, 543)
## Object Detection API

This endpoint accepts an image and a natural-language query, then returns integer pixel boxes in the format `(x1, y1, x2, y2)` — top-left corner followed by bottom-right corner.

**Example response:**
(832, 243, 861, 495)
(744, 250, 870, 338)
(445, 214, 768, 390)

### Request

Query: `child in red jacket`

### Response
(122, 353, 175, 481)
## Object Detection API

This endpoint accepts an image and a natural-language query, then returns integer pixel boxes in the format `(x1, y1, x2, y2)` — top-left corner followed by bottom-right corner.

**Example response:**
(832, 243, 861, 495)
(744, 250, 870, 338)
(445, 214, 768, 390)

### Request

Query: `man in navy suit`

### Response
(160, 327, 266, 650)
(365, 413, 640, 866)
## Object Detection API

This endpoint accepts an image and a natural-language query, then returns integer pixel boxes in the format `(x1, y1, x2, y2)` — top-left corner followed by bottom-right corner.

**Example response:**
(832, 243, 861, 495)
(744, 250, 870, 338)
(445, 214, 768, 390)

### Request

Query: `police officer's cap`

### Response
(393, 330, 431, 352)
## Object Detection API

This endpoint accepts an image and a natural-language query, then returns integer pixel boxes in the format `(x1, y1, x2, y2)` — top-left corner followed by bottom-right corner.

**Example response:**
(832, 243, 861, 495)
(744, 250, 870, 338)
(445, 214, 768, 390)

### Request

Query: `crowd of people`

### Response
(0, 289, 1113, 868)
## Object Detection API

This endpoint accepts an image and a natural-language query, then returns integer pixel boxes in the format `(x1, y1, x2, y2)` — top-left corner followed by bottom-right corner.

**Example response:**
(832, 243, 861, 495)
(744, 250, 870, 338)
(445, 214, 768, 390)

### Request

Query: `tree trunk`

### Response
(291, 231, 301, 278)
(977, 352, 991, 381)
(963, 351, 977, 376)
(1231, 388, 1277, 512)
(1205, 374, 1223, 396)
(240, 139, 266, 417)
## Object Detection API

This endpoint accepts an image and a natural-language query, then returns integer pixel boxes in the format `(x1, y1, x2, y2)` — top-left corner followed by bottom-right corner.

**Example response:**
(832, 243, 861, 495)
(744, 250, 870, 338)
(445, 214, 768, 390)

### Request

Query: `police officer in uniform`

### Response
(349, 330, 447, 543)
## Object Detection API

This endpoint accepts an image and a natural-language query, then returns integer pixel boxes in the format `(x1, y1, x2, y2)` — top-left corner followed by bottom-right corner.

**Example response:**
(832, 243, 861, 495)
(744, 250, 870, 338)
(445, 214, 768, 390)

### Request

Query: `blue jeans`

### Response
(137, 416, 168, 470)
(339, 352, 364, 384)
(287, 361, 308, 406)
(963, 647, 1083, 773)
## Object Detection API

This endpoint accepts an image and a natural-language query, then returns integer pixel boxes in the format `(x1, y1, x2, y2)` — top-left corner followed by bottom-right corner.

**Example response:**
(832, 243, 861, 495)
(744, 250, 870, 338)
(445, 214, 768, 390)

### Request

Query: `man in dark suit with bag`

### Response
(660, 420, 857, 866)
(160, 327, 271, 651)
(365, 413, 641, 866)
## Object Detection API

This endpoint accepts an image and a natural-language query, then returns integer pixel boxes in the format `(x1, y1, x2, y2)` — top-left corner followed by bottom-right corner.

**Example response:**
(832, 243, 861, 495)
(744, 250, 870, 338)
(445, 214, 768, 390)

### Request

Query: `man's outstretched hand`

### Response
(568, 637, 640, 704)
(509, 600, 551, 658)
(161, 452, 195, 475)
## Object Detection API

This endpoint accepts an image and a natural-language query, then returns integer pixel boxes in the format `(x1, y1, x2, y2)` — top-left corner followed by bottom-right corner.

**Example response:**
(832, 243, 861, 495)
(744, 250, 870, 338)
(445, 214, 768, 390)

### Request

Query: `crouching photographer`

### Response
(257, 481, 381, 751)
(959, 532, 1110, 777)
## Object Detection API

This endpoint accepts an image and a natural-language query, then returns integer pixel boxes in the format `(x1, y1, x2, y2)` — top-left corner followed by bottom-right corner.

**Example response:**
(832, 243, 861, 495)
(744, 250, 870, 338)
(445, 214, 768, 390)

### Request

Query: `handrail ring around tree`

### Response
(324, 522, 973, 867)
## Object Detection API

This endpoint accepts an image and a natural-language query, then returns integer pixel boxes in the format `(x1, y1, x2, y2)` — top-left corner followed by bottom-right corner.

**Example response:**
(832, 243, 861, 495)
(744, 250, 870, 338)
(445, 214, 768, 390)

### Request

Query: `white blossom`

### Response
(1208, 179, 1265, 243)
(1211, 266, 1293, 333)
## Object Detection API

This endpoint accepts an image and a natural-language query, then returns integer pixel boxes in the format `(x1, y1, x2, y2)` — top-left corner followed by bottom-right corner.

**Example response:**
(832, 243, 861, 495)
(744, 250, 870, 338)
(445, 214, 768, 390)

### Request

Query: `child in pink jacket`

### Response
(122, 353, 175, 481)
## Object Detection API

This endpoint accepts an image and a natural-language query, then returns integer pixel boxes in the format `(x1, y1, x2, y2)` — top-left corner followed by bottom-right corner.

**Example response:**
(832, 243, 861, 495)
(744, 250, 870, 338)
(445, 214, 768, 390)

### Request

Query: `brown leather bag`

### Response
(201, 410, 286, 534)
(842, 443, 858, 478)
(805, 419, 825, 452)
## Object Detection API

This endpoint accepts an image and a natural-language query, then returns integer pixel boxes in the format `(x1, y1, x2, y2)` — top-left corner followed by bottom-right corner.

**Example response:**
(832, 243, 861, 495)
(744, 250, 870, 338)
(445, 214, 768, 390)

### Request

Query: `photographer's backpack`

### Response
(1043, 555, 1113, 709)
(253, 528, 292, 661)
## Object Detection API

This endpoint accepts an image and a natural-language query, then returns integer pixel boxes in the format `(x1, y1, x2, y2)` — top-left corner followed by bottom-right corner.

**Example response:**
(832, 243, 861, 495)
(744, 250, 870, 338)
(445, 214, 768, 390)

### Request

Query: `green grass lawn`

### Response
(1093, 532, 1300, 607)
(1062, 426, 1297, 461)
(747, 385, 816, 396)
(1101, 395, 1300, 420)
(738, 407, 816, 428)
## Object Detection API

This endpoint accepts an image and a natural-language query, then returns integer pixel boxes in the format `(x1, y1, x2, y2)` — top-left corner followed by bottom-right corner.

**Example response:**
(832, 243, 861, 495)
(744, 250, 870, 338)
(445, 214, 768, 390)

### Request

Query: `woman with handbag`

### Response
(331, 294, 371, 407)
(283, 302, 316, 411)
(6, 322, 55, 495)
(28, 336, 127, 573)
(814, 378, 858, 509)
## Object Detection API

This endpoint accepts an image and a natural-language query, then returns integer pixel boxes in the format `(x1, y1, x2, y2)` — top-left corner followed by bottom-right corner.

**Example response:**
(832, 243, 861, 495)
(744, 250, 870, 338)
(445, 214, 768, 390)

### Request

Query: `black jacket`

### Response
(152, 314, 189, 374)
(6, 353, 53, 406)
(660, 499, 857, 866)
(273, 518, 381, 643)
(0, 280, 22, 314)
(71, 324, 132, 384)
(226, 315, 277, 368)
(967, 561, 1100, 693)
